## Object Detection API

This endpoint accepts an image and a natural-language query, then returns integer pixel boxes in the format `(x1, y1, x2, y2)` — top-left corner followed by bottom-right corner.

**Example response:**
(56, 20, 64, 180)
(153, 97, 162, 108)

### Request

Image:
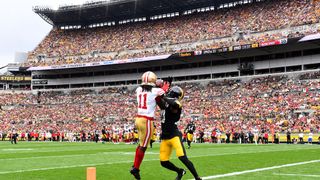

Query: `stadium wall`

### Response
(31, 53, 320, 90)
(254, 54, 320, 69)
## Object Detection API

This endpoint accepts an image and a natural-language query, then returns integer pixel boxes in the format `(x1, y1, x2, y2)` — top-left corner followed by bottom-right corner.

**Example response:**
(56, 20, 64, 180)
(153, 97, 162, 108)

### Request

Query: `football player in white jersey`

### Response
(112, 126, 120, 144)
(130, 71, 170, 180)
(253, 126, 259, 145)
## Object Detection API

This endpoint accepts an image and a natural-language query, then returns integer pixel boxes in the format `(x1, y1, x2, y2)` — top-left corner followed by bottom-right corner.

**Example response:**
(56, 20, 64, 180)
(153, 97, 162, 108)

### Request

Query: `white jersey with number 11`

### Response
(136, 87, 164, 119)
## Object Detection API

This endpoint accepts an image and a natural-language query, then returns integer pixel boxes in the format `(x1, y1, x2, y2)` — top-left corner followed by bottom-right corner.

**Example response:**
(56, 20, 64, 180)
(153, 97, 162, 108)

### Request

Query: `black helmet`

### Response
(167, 86, 184, 100)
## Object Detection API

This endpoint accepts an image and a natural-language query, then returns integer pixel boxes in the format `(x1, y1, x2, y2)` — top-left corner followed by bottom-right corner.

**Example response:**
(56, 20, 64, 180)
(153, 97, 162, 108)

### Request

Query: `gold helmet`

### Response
(141, 71, 157, 86)
(167, 86, 184, 101)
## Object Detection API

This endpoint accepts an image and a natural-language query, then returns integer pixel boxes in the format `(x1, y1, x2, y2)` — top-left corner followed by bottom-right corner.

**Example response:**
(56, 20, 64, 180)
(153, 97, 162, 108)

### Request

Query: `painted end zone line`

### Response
(195, 159, 320, 180)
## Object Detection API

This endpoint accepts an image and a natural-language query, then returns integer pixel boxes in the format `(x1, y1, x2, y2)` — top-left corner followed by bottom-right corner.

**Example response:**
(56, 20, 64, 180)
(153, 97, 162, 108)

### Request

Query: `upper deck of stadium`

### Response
(25, 0, 320, 68)
(33, 0, 246, 27)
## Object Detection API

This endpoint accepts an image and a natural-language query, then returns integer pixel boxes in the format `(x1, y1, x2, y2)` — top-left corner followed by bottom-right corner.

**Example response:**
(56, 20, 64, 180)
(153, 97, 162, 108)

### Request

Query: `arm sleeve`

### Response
(162, 96, 182, 108)
(153, 87, 165, 97)
(156, 97, 166, 110)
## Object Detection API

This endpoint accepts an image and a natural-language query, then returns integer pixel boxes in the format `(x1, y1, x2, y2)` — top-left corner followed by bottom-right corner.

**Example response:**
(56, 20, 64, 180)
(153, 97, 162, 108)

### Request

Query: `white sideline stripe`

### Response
(273, 173, 320, 177)
(196, 159, 320, 180)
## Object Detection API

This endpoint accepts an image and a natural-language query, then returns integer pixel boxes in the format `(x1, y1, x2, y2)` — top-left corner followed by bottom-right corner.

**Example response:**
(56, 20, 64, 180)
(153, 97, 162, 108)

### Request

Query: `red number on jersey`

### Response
(138, 93, 147, 109)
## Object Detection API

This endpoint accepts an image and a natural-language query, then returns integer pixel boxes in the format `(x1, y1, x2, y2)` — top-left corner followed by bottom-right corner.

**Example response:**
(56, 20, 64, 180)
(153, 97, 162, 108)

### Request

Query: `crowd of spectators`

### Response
(26, 0, 320, 67)
(0, 71, 320, 143)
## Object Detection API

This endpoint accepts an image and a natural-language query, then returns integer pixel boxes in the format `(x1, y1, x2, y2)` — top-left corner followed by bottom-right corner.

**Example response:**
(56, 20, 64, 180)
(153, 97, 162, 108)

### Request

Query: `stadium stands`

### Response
(26, 0, 320, 67)
(2, 0, 320, 143)
(1, 72, 319, 142)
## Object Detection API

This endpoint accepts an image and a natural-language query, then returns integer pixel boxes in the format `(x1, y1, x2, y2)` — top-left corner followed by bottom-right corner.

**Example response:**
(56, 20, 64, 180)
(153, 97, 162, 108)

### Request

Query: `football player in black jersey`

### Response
(185, 120, 196, 149)
(158, 86, 202, 180)
(101, 126, 106, 144)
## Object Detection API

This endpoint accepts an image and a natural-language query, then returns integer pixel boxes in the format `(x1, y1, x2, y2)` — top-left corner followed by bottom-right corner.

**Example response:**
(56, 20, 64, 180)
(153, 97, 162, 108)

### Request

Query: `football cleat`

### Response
(130, 167, 141, 180)
(176, 169, 186, 180)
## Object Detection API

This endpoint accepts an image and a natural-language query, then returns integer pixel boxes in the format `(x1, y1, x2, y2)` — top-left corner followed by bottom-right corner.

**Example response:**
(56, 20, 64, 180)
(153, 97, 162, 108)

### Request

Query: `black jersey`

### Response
(186, 123, 195, 134)
(102, 129, 106, 135)
(160, 101, 182, 140)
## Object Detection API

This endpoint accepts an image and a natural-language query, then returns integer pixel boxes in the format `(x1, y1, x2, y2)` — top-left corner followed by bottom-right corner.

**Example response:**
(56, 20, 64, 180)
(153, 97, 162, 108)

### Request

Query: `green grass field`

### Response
(0, 142, 319, 180)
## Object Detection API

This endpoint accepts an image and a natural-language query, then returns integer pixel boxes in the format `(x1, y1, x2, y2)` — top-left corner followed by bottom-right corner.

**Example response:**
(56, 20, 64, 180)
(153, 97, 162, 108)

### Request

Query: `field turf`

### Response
(0, 142, 319, 180)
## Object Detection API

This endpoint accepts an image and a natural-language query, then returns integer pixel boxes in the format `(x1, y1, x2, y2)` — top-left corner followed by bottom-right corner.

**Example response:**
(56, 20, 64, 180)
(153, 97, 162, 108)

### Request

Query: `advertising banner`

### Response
(259, 38, 288, 47)
(0, 76, 31, 81)
(28, 54, 171, 71)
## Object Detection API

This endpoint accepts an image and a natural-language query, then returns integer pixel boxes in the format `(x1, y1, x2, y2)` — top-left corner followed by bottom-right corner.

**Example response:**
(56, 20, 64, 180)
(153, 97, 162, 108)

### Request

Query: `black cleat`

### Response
(195, 177, 202, 180)
(176, 169, 186, 180)
(130, 167, 141, 180)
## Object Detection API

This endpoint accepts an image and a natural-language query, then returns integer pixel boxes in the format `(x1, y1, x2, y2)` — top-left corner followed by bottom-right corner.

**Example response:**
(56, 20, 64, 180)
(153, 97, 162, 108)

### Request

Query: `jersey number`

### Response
(138, 93, 147, 109)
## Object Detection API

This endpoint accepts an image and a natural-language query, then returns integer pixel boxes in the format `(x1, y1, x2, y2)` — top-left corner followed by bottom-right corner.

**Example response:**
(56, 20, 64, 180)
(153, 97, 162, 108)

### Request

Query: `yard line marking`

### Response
(0, 152, 137, 161)
(0, 146, 318, 161)
(194, 159, 320, 180)
(0, 150, 319, 175)
(1, 149, 33, 151)
(0, 159, 158, 175)
(273, 173, 320, 178)
(0, 146, 131, 154)
(121, 152, 159, 155)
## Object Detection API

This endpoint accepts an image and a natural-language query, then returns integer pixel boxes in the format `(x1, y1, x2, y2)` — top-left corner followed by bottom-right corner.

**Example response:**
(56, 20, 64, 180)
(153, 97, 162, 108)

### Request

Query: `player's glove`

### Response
(161, 81, 170, 92)
(160, 76, 173, 92)
(167, 76, 173, 85)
